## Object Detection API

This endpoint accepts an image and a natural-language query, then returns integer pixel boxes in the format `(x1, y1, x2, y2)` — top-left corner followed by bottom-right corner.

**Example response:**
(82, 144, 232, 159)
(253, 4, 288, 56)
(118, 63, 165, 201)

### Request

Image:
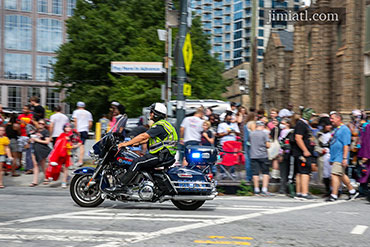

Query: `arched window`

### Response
(337, 21, 343, 48)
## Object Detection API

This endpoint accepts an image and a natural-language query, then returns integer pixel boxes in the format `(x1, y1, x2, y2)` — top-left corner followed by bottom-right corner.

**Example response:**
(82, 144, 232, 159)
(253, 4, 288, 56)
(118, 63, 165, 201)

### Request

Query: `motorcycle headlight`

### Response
(89, 149, 99, 161)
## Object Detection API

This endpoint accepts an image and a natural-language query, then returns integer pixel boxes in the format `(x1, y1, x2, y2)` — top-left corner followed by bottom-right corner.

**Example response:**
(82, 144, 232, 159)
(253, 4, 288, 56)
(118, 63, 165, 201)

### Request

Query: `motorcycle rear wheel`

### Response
(171, 200, 205, 210)
(70, 174, 104, 207)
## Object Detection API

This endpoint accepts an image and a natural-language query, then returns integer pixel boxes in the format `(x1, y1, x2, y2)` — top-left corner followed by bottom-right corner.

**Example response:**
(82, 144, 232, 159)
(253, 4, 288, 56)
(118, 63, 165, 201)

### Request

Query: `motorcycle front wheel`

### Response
(70, 174, 104, 207)
(171, 200, 205, 210)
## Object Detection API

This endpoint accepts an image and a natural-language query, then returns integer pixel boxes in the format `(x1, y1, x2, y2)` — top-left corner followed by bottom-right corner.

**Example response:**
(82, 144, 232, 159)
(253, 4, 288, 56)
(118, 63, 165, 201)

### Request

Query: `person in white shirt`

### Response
(217, 112, 240, 146)
(278, 103, 294, 118)
(72, 102, 93, 166)
(180, 108, 204, 164)
(49, 106, 69, 146)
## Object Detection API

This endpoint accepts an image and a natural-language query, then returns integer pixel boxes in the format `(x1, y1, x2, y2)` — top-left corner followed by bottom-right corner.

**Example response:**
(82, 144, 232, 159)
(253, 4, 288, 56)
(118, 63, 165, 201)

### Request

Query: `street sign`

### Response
(182, 33, 193, 74)
(183, 83, 191, 96)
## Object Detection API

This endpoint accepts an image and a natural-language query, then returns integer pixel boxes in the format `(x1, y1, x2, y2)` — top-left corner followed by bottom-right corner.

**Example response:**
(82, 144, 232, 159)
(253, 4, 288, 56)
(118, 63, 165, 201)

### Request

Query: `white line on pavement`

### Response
(0, 208, 110, 227)
(0, 228, 145, 236)
(79, 212, 222, 219)
(350, 225, 368, 235)
(92, 200, 346, 247)
(53, 215, 211, 222)
(215, 196, 319, 203)
(0, 234, 126, 242)
(215, 207, 286, 211)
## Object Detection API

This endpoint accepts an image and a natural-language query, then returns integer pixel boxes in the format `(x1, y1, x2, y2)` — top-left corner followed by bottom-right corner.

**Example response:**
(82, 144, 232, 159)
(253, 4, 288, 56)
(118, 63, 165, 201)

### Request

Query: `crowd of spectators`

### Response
(180, 102, 370, 200)
(1, 99, 369, 202)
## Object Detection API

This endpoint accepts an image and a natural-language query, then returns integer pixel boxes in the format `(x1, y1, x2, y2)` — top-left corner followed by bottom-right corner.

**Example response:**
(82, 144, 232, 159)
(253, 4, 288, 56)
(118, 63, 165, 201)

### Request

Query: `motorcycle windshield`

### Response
(108, 114, 128, 134)
(92, 114, 128, 156)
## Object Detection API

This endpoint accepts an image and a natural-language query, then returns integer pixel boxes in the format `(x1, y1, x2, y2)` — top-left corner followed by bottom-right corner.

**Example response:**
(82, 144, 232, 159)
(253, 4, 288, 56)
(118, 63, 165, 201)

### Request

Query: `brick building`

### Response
(263, 30, 293, 111)
(289, 0, 370, 114)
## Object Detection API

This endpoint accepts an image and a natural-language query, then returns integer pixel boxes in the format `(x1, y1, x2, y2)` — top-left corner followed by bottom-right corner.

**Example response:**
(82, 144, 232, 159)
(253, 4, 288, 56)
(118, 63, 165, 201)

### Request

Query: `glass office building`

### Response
(0, 0, 76, 111)
(192, 0, 303, 69)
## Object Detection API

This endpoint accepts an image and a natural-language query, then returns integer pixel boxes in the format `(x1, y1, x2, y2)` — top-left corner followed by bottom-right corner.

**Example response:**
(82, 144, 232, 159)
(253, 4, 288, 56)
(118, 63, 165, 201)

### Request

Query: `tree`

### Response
(54, 0, 230, 118)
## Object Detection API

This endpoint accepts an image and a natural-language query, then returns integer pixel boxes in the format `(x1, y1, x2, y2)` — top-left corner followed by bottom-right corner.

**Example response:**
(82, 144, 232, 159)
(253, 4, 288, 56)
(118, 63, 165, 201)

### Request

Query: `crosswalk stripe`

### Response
(81, 212, 222, 219)
(54, 215, 212, 222)
(350, 225, 368, 235)
(0, 234, 126, 242)
(0, 228, 145, 236)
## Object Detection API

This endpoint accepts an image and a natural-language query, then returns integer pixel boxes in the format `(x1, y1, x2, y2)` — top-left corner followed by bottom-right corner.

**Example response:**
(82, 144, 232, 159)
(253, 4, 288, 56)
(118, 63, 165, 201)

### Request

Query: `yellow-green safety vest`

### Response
(148, 119, 178, 156)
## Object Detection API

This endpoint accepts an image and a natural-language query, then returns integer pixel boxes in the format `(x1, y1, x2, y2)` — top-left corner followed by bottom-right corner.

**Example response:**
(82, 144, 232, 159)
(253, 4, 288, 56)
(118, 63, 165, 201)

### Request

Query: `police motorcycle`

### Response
(70, 117, 218, 210)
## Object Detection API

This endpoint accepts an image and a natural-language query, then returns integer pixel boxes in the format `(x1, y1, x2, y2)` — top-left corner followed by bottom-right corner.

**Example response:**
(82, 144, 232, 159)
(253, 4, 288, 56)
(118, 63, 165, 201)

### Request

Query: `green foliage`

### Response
(236, 180, 254, 196)
(53, 0, 230, 118)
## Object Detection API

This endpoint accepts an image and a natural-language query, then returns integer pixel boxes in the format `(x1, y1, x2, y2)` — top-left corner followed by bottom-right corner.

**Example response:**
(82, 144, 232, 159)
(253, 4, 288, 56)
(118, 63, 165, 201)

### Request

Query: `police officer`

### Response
(106, 103, 178, 192)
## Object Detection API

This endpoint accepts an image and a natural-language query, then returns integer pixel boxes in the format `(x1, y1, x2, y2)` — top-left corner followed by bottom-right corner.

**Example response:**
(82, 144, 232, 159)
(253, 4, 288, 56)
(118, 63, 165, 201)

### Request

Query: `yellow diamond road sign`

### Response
(182, 33, 193, 74)
(184, 83, 191, 97)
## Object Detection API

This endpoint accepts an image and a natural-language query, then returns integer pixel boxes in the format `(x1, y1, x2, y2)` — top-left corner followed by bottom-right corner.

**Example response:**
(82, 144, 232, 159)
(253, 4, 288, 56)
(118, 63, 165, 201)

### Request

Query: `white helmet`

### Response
(149, 103, 167, 119)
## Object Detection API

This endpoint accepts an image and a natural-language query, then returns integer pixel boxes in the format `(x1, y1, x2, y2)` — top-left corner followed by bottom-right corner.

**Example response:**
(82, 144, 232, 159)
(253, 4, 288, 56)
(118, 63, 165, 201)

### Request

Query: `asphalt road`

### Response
(0, 187, 370, 247)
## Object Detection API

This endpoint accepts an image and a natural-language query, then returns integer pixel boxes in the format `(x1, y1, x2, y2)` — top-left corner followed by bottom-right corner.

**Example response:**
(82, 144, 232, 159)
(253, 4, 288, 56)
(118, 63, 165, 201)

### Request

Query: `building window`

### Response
(234, 31, 242, 39)
(37, 56, 56, 81)
(337, 22, 343, 49)
(5, 0, 17, 10)
(67, 0, 76, 16)
(234, 21, 242, 30)
(8, 87, 22, 110)
(52, 0, 62, 15)
(214, 37, 222, 43)
(259, 9, 264, 18)
(225, 25, 231, 32)
(5, 15, 32, 51)
(258, 39, 264, 47)
(225, 43, 231, 50)
(225, 34, 230, 41)
(38, 0, 48, 13)
(234, 2, 243, 12)
(258, 29, 264, 37)
(234, 11, 243, 21)
(215, 19, 223, 26)
(234, 59, 242, 67)
(37, 18, 63, 52)
(258, 49, 264, 56)
(4, 53, 32, 80)
(234, 49, 242, 58)
(214, 46, 222, 53)
(47, 88, 60, 110)
(225, 52, 230, 59)
(21, 0, 32, 11)
(308, 32, 312, 57)
(28, 88, 41, 102)
(234, 40, 242, 49)
(259, 0, 264, 7)
(259, 20, 264, 27)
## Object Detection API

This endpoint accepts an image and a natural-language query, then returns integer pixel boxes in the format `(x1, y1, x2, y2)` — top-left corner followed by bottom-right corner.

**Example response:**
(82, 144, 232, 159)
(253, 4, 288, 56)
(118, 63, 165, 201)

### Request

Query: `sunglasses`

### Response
(38, 122, 45, 125)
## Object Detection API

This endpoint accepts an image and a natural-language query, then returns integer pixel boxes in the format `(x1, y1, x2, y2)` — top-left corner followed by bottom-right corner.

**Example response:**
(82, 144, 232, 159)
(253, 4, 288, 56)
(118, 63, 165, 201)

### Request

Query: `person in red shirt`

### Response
(17, 105, 34, 137)
(17, 105, 36, 174)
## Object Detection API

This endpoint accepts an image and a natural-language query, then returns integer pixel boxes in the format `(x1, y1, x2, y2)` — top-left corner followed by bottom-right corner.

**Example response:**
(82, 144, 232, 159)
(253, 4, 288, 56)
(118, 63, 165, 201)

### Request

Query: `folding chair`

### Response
(218, 141, 245, 180)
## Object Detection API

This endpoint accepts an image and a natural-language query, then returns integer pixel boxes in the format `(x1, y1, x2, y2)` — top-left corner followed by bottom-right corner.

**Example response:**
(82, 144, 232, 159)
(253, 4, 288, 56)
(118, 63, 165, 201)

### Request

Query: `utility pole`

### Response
(175, 0, 188, 130)
(165, 0, 172, 105)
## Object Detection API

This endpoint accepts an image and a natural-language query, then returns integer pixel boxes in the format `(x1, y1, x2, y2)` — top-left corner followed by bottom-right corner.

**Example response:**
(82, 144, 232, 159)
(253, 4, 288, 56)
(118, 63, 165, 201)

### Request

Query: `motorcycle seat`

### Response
(154, 158, 176, 170)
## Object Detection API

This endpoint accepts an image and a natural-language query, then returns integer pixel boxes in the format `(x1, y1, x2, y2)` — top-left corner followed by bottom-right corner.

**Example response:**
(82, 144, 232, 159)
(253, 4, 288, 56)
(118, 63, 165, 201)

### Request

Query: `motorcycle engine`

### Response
(138, 181, 154, 201)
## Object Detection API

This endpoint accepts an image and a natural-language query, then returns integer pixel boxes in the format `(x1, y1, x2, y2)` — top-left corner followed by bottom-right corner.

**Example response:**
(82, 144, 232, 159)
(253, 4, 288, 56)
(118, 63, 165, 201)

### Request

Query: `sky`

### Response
(303, 0, 311, 6)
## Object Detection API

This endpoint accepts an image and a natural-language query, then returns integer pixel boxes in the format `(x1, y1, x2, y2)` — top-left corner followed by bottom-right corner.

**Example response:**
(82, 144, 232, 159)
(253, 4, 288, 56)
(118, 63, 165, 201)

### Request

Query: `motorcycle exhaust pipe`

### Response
(162, 192, 218, 201)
